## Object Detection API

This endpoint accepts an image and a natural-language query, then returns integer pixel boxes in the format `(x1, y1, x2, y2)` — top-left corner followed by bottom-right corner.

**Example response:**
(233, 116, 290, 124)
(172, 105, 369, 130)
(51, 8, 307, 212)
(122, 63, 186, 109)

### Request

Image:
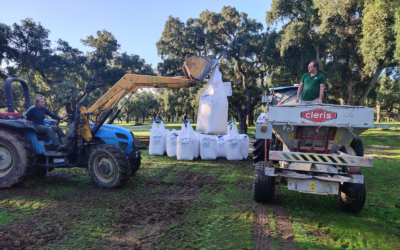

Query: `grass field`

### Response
(0, 121, 399, 249)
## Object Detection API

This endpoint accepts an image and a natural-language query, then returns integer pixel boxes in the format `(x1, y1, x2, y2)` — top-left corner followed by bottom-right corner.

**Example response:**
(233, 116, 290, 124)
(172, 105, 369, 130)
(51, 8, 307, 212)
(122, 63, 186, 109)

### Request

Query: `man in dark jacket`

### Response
(25, 97, 66, 151)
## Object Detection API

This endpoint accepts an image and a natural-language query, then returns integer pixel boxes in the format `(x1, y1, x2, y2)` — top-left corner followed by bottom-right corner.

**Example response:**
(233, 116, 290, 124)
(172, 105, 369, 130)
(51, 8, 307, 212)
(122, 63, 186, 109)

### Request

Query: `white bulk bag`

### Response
(200, 135, 217, 160)
(193, 132, 201, 158)
(166, 130, 180, 157)
(196, 67, 229, 135)
(224, 121, 243, 160)
(241, 134, 250, 159)
(149, 120, 166, 155)
(217, 135, 226, 158)
(177, 121, 195, 161)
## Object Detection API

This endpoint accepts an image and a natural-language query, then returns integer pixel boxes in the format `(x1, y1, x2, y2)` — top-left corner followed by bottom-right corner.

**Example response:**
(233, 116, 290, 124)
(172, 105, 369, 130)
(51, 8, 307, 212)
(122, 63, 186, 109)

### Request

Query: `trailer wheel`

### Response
(88, 144, 130, 188)
(0, 130, 35, 188)
(253, 163, 275, 203)
(129, 144, 141, 176)
(350, 138, 364, 156)
(334, 179, 366, 213)
(253, 139, 266, 164)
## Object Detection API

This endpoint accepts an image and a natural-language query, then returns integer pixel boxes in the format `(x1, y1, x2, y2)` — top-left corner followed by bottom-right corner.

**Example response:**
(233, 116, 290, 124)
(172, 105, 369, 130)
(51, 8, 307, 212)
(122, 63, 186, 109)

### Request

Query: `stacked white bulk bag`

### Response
(196, 67, 228, 135)
(177, 121, 195, 161)
(149, 119, 166, 155)
(216, 124, 230, 158)
(200, 135, 217, 160)
(217, 135, 226, 158)
(163, 128, 169, 153)
(224, 121, 243, 160)
(241, 134, 250, 159)
(166, 130, 180, 157)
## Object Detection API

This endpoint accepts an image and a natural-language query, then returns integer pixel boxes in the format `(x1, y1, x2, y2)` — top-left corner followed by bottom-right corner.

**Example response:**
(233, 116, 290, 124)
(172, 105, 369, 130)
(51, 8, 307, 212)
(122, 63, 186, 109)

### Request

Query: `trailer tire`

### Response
(129, 144, 141, 176)
(350, 138, 364, 156)
(0, 130, 35, 188)
(253, 139, 266, 164)
(253, 163, 275, 203)
(89, 144, 130, 189)
(335, 179, 366, 213)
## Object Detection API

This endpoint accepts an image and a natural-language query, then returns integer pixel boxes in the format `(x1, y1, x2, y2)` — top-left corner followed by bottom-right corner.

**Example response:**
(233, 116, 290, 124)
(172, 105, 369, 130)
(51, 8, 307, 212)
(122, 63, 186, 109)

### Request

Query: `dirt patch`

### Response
(273, 186, 299, 250)
(104, 172, 211, 249)
(135, 138, 149, 150)
(253, 185, 299, 250)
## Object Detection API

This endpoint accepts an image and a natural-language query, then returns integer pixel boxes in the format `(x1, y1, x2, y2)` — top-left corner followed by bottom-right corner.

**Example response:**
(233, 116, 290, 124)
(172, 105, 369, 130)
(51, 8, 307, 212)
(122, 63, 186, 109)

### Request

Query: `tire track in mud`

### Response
(253, 185, 298, 250)
(253, 203, 275, 250)
(105, 166, 213, 250)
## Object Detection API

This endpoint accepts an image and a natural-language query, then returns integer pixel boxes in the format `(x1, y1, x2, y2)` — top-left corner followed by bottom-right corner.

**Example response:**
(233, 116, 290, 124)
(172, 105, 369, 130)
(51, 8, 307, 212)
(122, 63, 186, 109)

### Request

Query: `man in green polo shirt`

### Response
(296, 61, 326, 104)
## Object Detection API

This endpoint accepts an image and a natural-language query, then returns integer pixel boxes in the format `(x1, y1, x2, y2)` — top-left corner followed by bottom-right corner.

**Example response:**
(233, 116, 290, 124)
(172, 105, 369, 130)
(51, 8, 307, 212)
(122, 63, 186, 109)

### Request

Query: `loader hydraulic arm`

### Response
(78, 74, 198, 142)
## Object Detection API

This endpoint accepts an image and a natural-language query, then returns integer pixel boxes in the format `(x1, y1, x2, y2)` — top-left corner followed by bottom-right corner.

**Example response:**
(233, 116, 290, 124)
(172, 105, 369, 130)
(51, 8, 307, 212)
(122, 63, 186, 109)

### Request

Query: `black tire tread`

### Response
(253, 139, 265, 164)
(89, 144, 130, 189)
(129, 143, 141, 176)
(253, 163, 275, 203)
(335, 181, 366, 213)
(0, 128, 35, 188)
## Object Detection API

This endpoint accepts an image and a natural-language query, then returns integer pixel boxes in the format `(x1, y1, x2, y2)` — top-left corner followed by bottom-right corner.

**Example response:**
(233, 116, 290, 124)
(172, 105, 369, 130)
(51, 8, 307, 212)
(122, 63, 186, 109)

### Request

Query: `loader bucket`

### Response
(182, 54, 218, 81)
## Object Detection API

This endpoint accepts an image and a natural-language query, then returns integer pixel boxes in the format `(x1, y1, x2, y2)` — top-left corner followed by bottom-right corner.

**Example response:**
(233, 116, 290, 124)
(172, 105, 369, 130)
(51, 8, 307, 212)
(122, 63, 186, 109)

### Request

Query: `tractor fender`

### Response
(90, 123, 134, 153)
(0, 119, 38, 134)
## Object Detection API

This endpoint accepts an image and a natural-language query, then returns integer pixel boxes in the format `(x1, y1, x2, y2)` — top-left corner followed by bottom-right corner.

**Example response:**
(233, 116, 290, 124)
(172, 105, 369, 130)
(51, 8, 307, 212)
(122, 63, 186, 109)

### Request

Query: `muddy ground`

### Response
(0, 139, 297, 250)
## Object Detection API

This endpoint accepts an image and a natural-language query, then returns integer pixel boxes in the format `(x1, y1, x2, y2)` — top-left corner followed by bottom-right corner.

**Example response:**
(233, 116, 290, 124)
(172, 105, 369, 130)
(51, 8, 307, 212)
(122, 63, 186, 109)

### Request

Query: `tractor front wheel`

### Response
(88, 144, 130, 188)
(335, 179, 366, 213)
(129, 143, 141, 176)
(0, 130, 34, 188)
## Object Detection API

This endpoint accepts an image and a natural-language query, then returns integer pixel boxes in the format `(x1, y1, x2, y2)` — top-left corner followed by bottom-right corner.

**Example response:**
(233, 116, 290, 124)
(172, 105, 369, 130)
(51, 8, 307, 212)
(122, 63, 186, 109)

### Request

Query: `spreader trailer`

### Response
(253, 103, 385, 213)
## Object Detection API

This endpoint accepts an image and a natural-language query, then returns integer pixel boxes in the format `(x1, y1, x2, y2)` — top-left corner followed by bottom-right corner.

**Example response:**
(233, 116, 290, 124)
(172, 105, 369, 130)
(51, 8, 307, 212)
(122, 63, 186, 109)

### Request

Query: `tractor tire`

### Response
(88, 144, 130, 189)
(350, 138, 364, 156)
(253, 162, 275, 203)
(253, 139, 266, 164)
(129, 143, 141, 176)
(0, 130, 35, 188)
(335, 179, 366, 213)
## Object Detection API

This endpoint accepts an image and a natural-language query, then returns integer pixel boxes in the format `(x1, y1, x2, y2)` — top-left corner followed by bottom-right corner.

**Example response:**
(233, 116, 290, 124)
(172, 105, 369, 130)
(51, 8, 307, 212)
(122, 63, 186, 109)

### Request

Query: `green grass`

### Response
(1, 121, 399, 249)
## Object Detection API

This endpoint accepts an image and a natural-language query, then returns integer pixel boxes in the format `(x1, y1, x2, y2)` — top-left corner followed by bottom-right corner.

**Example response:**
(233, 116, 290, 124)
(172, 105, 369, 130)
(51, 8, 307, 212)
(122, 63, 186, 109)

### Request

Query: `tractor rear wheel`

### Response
(129, 143, 141, 176)
(0, 130, 35, 188)
(335, 179, 366, 213)
(253, 162, 275, 203)
(88, 144, 130, 188)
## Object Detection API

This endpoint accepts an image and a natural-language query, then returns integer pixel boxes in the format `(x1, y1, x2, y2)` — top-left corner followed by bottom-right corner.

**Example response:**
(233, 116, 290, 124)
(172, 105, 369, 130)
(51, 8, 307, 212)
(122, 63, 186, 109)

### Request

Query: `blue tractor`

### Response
(0, 70, 202, 188)
(0, 78, 142, 188)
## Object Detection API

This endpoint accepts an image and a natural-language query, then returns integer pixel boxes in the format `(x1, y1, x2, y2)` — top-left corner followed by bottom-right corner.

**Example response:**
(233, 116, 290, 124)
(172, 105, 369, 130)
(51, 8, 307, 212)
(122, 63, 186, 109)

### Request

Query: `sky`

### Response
(1, 0, 274, 67)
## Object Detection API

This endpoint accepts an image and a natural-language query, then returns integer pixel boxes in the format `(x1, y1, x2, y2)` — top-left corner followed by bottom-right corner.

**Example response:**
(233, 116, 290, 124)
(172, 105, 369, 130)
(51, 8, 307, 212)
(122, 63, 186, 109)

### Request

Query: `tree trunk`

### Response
(142, 113, 145, 123)
(357, 65, 385, 105)
(118, 117, 122, 123)
(126, 113, 130, 123)
(246, 107, 254, 127)
(135, 116, 139, 123)
(347, 77, 354, 105)
(172, 116, 174, 122)
(376, 104, 381, 123)
(191, 114, 195, 123)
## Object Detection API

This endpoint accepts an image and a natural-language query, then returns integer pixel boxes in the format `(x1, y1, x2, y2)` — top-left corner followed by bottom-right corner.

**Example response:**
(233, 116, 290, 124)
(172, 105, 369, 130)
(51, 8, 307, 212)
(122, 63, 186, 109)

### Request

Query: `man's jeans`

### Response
(36, 125, 60, 147)
(300, 98, 319, 104)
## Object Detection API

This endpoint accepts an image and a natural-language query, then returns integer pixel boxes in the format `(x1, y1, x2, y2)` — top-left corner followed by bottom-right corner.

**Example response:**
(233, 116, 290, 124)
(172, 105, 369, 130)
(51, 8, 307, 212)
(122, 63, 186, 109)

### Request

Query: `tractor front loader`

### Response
(0, 55, 217, 189)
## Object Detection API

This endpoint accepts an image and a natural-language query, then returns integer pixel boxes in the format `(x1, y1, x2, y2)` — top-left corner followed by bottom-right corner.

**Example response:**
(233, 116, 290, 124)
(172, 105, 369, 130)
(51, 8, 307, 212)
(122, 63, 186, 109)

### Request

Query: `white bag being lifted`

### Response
(200, 135, 217, 160)
(166, 130, 180, 157)
(177, 120, 195, 161)
(149, 119, 166, 155)
(224, 121, 243, 160)
(196, 67, 228, 135)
